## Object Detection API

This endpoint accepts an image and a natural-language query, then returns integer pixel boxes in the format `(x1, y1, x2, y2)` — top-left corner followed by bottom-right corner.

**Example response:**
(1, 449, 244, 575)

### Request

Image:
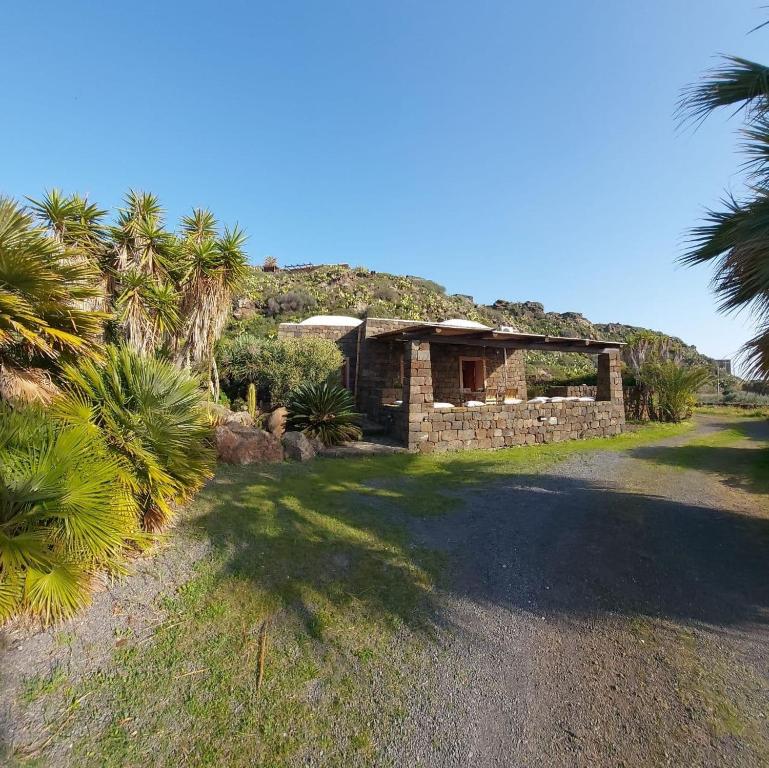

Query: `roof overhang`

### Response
(369, 322, 624, 354)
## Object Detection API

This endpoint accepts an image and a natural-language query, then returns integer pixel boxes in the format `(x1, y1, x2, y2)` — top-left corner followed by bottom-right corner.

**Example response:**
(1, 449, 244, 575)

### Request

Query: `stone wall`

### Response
(430, 344, 526, 404)
(409, 400, 625, 453)
(547, 384, 598, 398)
(400, 341, 625, 452)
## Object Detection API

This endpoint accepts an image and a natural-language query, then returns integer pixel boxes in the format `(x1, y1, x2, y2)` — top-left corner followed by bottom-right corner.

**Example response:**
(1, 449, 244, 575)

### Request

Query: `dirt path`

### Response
(392, 415, 769, 767)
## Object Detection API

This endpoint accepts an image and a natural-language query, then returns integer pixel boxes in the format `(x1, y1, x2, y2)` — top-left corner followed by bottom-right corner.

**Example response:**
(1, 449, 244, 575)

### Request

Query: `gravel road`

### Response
(390, 415, 769, 767)
(3, 415, 768, 767)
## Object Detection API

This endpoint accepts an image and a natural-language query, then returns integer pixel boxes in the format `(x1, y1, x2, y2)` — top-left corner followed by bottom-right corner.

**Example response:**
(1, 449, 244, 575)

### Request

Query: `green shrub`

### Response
(220, 335, 343, 406)
(286, 382, 362, 446)
(640, 361, 710, 423)
(723, 389, 769, 406)
(56, 345, 214, 532)
(265, 291, 316, 317)
(0, 405, 138, 623)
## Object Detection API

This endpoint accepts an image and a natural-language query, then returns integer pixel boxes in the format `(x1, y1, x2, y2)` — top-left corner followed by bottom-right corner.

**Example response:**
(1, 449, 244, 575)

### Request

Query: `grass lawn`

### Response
(693, 404, 769, 419)
(639, 418, 769, 497)
(12, 422, 693, 768)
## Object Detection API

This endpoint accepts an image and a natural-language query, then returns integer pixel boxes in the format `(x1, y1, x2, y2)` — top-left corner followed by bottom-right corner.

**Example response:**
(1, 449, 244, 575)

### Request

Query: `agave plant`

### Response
(640, 362, 710, 423)
(0, 404, 137, 623)
(56, 344, 215, 531)
(286, 382, 362, 445)
(0, 196, 106, 403)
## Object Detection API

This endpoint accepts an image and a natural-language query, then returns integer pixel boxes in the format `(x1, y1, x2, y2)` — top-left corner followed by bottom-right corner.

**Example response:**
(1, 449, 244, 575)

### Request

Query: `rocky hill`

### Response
(227, 264, 715, 380)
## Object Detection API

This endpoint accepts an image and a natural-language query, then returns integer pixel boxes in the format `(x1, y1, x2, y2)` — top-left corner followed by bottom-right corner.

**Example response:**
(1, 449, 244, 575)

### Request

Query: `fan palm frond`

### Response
(0, 403, 138, 623)
(0, 197, 107, 389)
(57, 345, 214, 531)
(679, 55, 769, 126)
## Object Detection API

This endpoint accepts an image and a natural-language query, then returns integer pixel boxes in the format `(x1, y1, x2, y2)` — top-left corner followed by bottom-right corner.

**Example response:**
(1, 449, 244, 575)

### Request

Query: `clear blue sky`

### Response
(3, 2, 766, 367)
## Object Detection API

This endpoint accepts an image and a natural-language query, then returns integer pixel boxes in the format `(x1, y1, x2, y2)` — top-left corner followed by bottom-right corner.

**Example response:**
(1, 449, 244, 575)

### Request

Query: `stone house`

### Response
(278, 316, 625, 453)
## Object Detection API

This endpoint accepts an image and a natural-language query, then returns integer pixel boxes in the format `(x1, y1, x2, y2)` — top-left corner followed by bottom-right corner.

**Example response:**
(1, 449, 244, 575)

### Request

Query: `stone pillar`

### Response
(596, 350, 623, 402)
(402, 340, 433, 451)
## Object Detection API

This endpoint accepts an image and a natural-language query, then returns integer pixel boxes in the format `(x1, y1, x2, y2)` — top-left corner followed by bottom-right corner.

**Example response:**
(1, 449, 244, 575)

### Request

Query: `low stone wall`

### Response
(547, 384, 597, 398)
(408, 400, 625, 453)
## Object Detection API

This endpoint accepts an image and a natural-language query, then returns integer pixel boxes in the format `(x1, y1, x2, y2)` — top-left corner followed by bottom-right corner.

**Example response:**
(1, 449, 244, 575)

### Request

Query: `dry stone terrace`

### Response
(278, 316, 626, 452)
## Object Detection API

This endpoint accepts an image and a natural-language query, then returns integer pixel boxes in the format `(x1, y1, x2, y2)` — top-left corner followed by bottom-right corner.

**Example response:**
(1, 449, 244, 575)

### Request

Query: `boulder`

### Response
(266, 407, 288, 438)
(307, 436, 325, 453)
(226, 410, 254, 428)
(282, 431, 317, 462)
(215, 424, 284, 465)
(205, 403, 254, 428)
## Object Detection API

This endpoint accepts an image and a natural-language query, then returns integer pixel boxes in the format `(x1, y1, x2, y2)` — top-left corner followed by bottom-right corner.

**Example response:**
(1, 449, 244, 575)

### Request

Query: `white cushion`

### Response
(433, 402, 454, 409)
(465, 400, 485, 407)
(504, 398, 523, 404)
(578, 396, 595, 402)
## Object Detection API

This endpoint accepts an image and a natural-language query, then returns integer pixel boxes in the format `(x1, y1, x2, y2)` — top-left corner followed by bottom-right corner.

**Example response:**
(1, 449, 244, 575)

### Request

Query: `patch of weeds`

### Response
(674, 629, 749, 740)
(20, 667, 70, 704)
(54, 631, 76, 648)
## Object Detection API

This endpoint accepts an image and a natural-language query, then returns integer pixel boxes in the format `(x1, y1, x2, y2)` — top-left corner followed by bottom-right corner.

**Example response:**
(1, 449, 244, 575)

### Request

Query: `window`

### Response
(459, 357, 485, 392)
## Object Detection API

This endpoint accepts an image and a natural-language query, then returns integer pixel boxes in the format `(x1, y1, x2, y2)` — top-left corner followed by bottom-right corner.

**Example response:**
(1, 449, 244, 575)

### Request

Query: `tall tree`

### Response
(680, 52, 769, 378)
(108, 191, 181, 356)
(177, 209, 248, 393)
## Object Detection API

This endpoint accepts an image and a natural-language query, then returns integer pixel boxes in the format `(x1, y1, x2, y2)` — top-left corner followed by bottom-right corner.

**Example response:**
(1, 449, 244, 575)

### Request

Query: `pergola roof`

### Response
(370, 321, 624, 354)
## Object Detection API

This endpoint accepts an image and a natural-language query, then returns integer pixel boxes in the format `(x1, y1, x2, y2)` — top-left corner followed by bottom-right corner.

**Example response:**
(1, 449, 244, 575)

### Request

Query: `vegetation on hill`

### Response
(227, 264, 720, 380)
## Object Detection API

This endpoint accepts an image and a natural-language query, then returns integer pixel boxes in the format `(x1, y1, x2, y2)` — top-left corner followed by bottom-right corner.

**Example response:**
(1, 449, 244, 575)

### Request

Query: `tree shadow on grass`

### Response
(630, 418, 769, 496)
(418, 473, 769, 629)
(189, 447, 769, 638)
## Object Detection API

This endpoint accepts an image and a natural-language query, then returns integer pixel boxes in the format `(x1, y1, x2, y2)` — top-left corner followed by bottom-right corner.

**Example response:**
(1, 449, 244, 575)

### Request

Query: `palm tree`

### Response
(28, 189, 111, 315)
(0, 404, 137, 623)
(679, 55, 769, 378)
(57, 344, 215, 532)
(0, 196, 106, 403)
(108, 191, 181, 355)
(177, 209, 248, 395)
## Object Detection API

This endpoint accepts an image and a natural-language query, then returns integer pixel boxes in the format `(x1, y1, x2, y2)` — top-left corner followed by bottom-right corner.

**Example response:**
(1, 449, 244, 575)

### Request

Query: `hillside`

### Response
(227, 264, 715, 380)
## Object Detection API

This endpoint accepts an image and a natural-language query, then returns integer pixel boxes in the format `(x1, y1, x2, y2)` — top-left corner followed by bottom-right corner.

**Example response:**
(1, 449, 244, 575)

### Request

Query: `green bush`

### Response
(0, 405, 138, 623)
(220, 335, 343, 406)
(640, 361, 710, 423)
(56, 345, 215, 532)
(286, 382, 362, 446)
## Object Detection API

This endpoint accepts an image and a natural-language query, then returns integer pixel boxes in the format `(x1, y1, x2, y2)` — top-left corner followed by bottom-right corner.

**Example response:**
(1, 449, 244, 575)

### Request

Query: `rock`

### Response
(282, 431, 317, 462)
(225, 410, 254, 428)
(205, 403, 254, 428)
(266, 407, 288, 438)
(307, 436, 325, 453)
(215, 424, 284, 464)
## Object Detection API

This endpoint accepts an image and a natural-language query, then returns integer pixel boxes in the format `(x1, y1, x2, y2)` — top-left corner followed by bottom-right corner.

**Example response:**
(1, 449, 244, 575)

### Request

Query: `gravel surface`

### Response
(0, 526, 211, 760)
(3, 416, 768, 767)
(389, 415, 769, 767)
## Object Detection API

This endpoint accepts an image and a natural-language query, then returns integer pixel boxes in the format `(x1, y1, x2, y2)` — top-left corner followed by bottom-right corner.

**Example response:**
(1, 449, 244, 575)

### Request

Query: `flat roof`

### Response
(369, 320, 624, 353)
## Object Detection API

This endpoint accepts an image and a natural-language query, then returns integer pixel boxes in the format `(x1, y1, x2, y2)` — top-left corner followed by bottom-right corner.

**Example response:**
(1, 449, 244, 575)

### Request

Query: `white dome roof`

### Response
(298, 315, 362, 326)
(438, 318, 491, 329)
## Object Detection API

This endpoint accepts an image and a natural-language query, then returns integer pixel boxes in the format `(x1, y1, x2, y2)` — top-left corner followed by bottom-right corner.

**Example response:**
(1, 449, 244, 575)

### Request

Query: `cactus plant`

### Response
(247, 382, 257, 417)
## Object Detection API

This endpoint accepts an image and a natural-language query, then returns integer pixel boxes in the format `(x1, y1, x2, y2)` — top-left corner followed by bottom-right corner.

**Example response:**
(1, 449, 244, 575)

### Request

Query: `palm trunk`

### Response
(210, 356, 220, 402)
